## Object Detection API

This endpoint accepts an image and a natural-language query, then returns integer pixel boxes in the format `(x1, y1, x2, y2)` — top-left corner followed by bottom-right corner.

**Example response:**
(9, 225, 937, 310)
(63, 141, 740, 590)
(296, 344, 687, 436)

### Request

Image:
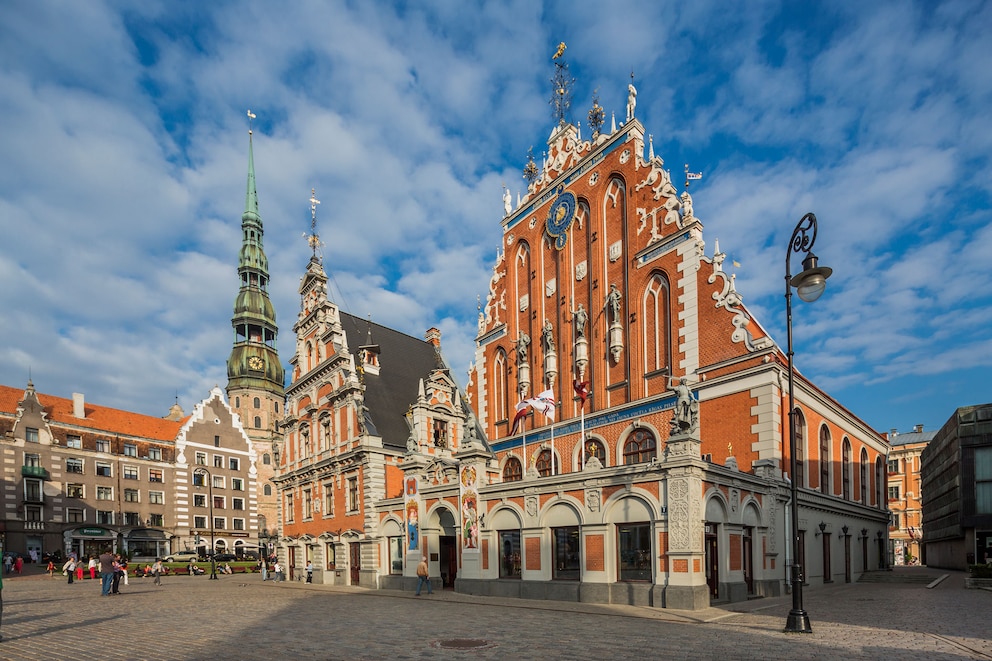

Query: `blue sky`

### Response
(1, 1, 989, 436)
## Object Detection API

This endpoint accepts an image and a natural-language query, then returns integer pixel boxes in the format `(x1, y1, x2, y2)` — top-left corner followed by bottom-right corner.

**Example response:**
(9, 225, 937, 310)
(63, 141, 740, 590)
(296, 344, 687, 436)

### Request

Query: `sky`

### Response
(1, 0, 990, 437)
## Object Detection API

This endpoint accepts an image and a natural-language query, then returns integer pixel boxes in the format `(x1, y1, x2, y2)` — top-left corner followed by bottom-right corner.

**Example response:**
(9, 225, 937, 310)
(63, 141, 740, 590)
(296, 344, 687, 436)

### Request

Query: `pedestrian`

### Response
(88, 555, 97, 580)
(98, 548, 115, 596)
(62, 557, 76, 584)
(188, 559, 198, 576)
(76, 559, 84, 582)
(121, 558, 129, 586)
(13, 556, 22, 575)
(273, 561, 282, 582)
(306, 561, 313, 583)
(259, 558, 268, 581)
(2, 555, 11, 575)
(415, 555, 433, 596)
(152, 558, 164, 587)
(111, 555, 124, 594)
(46, 560, 55, 578)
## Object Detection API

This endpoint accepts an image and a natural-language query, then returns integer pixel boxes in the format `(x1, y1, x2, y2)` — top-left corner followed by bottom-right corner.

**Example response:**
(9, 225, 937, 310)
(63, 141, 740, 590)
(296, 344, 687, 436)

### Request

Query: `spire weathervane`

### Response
(685, 163, 702, 189)
(304, 187, 322, 258)
(247, 109, 256, 135)
(550, 41, 574, 126)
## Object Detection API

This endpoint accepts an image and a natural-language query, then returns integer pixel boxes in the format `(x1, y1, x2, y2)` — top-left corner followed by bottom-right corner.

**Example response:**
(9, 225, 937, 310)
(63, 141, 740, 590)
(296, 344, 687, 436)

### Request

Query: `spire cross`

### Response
(247, 109, 256, 135)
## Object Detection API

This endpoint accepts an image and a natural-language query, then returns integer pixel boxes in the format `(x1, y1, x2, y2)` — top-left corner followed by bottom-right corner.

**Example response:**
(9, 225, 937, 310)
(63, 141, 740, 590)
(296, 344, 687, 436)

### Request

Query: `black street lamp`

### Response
(784, 212, 832, 634)
(193, 467, 219, 580)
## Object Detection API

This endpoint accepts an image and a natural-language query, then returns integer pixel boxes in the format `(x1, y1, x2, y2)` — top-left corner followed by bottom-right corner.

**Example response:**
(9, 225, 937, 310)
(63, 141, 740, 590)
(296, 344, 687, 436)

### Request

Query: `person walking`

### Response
(152, 558, 164, 587)
(12, 556, 22, 576)
(98, 549, 115, 596)
(2, 555, 11, 575)
(111, 555, 123, 594)
(46, 560, 55, 578)
(273, 561, 283, 582)
(259, 558, 268, 581)
(63, 557, 76, 584)
(415, 556, 433, 596)
(88, 555, 97, 580)
(121, 558, 129, 586)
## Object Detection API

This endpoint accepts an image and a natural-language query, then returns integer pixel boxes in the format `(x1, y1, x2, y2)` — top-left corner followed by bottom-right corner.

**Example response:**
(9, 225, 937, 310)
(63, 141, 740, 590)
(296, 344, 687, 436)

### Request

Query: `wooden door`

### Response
(743, 527, 754, 594)
(288, 546, 296, 581)
(350, 542, 361, 585)
(705, 528, 719, 598)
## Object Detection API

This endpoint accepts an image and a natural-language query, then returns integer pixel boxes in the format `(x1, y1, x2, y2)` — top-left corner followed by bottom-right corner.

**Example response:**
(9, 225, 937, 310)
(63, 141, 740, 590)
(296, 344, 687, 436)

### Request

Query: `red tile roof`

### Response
(0, 384, 182, 441)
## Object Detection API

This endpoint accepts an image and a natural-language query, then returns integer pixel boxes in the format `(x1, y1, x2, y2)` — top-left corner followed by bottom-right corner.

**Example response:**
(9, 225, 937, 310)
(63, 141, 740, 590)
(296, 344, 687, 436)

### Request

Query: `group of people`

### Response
(57, 550, 130, 594)
(2, 555, 22, 576)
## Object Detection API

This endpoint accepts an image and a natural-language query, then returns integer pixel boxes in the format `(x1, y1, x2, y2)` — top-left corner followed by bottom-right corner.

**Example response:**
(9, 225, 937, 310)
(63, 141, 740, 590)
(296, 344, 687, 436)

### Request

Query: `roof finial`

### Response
(247, 109, 256, 135)
(550, 41, 574, 126)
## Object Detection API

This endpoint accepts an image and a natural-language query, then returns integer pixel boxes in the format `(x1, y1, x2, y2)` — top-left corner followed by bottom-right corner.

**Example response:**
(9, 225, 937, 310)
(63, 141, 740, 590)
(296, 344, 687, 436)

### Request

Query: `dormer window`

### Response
(433, 420, 448, 449)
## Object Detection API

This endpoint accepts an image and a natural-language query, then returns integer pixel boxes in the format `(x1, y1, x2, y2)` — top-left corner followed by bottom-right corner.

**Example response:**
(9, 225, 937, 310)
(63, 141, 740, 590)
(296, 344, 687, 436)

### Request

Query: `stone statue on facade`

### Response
(516, 331, 530, 364)
(668, 376, 698, 435)
(571, 303, 588, 338)
(626, 82, 637, 121)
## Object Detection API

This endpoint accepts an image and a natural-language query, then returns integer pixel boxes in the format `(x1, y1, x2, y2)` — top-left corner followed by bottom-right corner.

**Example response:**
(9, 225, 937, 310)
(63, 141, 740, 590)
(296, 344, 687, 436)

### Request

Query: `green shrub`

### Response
(968, 564, 992, 578)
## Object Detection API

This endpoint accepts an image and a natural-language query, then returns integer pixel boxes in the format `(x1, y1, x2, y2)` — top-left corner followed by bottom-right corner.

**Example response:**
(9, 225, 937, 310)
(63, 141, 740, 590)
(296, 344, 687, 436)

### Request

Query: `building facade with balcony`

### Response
(884, 424, 934, 565)
(0, 381, 259, 562)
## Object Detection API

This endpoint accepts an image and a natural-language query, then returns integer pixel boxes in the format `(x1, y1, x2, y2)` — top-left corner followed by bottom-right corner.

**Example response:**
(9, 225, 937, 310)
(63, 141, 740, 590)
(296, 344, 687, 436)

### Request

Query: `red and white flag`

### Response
(527, 389, 556, 422)
(573, 379, 589, 408)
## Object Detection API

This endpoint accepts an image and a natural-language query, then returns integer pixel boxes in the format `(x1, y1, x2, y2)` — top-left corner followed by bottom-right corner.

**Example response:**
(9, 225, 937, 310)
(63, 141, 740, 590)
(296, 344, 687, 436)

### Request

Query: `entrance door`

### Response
(822, 533, 832, 582)
(742, 527, 754, 594)
(350, 542, 361, 585)
(705, 528, 719, 598)
(26, 536, 42, 563)
(439, 536, 457, 589)
(288, 546, 296, 581)
(844, 535, 852, 583)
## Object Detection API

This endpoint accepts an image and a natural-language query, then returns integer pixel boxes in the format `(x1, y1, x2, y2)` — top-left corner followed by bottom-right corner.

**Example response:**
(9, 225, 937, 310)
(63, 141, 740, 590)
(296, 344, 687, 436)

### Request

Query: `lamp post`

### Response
(193, 467, 218, 580)
(784, 212, 832, 634)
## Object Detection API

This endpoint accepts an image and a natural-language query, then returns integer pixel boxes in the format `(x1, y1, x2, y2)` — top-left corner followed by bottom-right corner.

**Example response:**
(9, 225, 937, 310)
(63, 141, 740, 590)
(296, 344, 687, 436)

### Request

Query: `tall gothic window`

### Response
(493, 349, 508, 425)
(819, 425, 831, 495)
(794, 409, 806, 488)
(860, 448, 869, 503)
(875, 457, 885, 508)
(842, 438, 852, 500)
(643, 272, 671, 374)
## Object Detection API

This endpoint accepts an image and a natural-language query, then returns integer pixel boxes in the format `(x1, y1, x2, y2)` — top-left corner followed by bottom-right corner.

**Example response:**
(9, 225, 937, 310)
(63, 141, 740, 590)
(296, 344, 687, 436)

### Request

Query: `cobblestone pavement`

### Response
(0, 566, 988, 660)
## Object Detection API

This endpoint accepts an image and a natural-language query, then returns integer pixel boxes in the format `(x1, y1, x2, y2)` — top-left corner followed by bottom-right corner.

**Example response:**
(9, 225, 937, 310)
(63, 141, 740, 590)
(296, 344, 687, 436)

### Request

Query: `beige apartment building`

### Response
(885, 424, 934, 565)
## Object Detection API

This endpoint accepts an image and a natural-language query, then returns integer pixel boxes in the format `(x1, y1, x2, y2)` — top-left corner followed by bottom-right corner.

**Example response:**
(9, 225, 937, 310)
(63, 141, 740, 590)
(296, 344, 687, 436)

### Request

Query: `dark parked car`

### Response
(210, 553, 237, 562)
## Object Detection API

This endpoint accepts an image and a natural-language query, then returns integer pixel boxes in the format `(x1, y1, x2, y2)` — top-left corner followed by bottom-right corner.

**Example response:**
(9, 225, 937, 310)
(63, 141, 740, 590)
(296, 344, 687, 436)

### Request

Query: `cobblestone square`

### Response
(0, 566, 988, 660)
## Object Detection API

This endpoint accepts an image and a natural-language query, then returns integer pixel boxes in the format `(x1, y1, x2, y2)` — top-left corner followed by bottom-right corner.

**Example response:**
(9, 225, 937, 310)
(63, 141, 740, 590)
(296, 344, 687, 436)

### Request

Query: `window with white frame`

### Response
(66, 457, 84, 474)
(149, 491, 164, 505)
(212, 475, 225, 489)
(213, 454, 223, 468)
(96, 440, 110, 453)
(213, 517, 226, 530)
(124, 443, 137, 457)
(148, 447, 162, 461)
(123, 466, 139, 480)
(67, 435, 82, 449)
(193, 515, 207, 529)
(324, 484, 334, 517)
(25, 427, 39, 443)
(96, 462, 112, 477)
(232, 478, 244, 491)
(149, 469, 163, 483)
(23, 478, 42, 502)
(66, 507, 84, 523)
(124, 488, 139, 502)
(194, 494, 206, 507)
(229, 457, 240, 471)
(149, 513, 164, 527)
(233, 497, 245, 511)
(196, 452, 207, 465)
(66, 483, 84, 498)
(97, 486, 113, 500)
(97, 510, 114, 524)
(233, 518, 245, 531)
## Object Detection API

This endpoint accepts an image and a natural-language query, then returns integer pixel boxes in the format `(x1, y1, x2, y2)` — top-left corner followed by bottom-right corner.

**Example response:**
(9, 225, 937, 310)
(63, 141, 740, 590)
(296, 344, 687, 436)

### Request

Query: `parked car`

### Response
(210, 553, 237, 562)
(164, 550, 201, 563)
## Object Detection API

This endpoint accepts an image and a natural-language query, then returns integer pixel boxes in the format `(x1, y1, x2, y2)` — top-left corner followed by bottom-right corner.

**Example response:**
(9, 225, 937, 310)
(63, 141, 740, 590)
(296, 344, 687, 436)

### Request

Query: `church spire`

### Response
(244, 109, 260, 223)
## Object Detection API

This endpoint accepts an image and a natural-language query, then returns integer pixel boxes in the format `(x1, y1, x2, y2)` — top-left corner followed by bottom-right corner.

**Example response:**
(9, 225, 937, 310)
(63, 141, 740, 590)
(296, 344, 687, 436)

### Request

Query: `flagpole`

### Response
(550, 421, 555, 476)
(580, 406, 585, 471)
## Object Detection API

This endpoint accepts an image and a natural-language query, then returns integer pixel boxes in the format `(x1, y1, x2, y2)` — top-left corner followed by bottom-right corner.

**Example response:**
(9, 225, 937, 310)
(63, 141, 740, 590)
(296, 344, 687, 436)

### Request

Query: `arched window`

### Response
(584, 438, 607, 466)
(306, 341, 314, 371)
(536, 449, 557, 477)
(623, 429, 656, 465)
(819, 425, 831, 495)
(263, 484, 272, 496)
(493, 349, 508, 424)
(502, 457, 522, 482)
(275, 401, 280, 413)
(860, 448, 869, 503)
(842, 438, 852, 500)
(263, 453, 271, 465)
(254, 416, 262, 428)
(793, 409, 806, 487)
(253, 397, 261, 409)
(875, 457, 884, 508)
(643, 272, 671, 374)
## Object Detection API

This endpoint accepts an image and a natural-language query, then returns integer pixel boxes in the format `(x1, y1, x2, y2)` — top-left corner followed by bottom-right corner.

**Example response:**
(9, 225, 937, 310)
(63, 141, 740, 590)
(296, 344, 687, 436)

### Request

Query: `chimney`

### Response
(72, 393, 85, 419)
(889, 428, 898, 440)
(914, 424, 924, 433)
(425, 327, 442, 348)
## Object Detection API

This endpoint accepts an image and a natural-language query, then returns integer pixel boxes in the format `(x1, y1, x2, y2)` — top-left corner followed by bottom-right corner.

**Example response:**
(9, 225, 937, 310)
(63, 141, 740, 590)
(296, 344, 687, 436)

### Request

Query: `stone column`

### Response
(659, 432, 709, 609)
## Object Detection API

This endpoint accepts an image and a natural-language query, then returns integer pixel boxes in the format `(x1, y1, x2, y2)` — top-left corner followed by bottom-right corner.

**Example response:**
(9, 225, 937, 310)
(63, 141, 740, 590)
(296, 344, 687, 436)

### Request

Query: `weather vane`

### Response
(522, 147, 539, 186)
(302, 187, 323, 258)
(550, 41, 574, 126)
(247, 109, 256, 135)
(685, 164, 702, 189)
(588, 88, 605, 138)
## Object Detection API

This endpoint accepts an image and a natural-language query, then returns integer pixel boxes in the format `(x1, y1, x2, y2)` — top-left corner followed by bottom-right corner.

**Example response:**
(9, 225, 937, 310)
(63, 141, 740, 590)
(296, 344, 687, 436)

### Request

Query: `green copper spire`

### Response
(227, 111, 285, 397)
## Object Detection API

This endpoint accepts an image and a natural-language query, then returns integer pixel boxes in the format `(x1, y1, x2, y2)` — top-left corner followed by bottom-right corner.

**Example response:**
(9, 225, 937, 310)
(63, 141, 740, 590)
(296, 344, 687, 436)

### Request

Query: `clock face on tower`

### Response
(248, 356, 263, 370)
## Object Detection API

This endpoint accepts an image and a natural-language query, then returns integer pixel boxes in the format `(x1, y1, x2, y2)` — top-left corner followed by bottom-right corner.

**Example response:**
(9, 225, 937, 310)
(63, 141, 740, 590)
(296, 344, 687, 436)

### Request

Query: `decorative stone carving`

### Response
(586, 489, 601, 513)
(575, 260, 587, 281)
(525, 496, 538, 517)
(609, 241, 623, 262)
